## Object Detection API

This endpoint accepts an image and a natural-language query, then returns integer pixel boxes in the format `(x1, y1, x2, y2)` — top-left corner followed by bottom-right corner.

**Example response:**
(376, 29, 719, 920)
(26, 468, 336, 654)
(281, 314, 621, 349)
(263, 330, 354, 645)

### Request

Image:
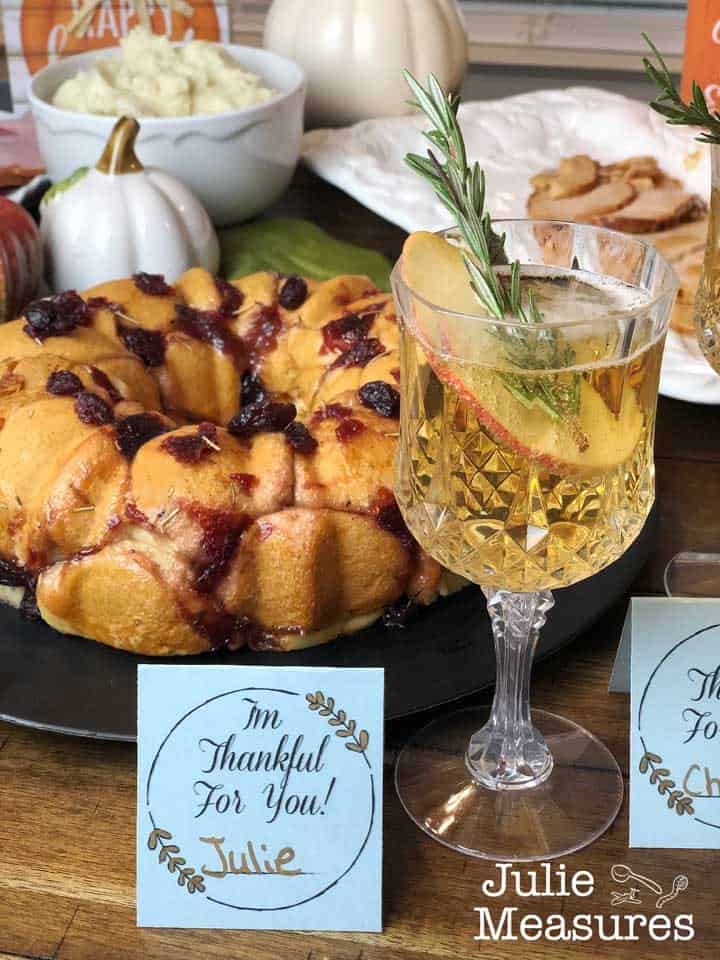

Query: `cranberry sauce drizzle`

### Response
(194, 610, 276, 653)
(46, 370, 83, 397)
(23, 291, 90, 342)
(335, 418, 366, 443)
(230, 472, 258, 496)
(174, 305, 244, 359)
(161, 422, 219, 464)
(116, 413, 169, 460)
(279, 276, 308, 311)
(117, 322, 166, 367)
(242, 305, 282, 362)
(311, 403, 352, 425)
(321, 312, 374, 354)
(191, 506, 251, 595)
(133, 273, 173, 296)
(216, 278, 244, 316)
(0, 555, 30, 587)
(358, 380, 400, 418)
(375, 488, 416, 554)
(329, 338, 384, 371)
(89, 366, 122, 403)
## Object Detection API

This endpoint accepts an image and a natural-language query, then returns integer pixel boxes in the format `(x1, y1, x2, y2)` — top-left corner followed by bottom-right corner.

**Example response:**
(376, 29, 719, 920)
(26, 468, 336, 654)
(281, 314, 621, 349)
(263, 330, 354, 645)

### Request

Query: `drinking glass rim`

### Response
(391, 219, 680, 332)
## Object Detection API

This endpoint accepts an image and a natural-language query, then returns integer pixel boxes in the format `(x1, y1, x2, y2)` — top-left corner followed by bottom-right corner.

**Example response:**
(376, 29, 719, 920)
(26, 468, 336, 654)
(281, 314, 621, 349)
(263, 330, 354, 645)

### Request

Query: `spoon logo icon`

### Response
(611, 863, 689, 910)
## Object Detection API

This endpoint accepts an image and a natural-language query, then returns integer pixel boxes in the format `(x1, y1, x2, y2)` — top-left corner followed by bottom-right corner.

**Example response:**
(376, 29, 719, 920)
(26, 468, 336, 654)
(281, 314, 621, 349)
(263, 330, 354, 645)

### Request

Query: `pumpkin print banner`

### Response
(611, 598, 720, 848)
(136, 665, 384, 929)
(2, 0, 230, 114)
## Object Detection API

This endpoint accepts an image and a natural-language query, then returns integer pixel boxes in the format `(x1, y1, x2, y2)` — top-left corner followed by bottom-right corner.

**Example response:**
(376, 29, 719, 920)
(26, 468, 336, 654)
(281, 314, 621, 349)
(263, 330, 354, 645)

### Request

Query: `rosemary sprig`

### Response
(403, 71, 582, 429)
(643, 34, 720, 144)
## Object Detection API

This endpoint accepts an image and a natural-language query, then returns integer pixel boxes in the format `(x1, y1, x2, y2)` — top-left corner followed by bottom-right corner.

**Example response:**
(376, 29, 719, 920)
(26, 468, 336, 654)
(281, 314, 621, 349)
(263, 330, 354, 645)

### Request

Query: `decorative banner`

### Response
(612, 598, 720, 848)
(682, 0, 720, 109)
(136, 665, 384, 930)
(2, 0, 230, 114)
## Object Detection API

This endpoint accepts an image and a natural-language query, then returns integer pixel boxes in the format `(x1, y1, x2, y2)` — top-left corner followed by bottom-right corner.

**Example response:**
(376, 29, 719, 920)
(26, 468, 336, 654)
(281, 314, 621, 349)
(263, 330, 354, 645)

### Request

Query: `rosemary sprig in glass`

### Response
(643, 34, 720, 144)
(403, 71, 583, 433)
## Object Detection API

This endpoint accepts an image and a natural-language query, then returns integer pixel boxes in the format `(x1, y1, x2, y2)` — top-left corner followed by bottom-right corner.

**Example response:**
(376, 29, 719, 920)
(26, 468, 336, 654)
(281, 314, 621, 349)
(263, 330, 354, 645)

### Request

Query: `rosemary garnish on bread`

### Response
(403, 72, 583, 434)
(643, 34, 720, 144)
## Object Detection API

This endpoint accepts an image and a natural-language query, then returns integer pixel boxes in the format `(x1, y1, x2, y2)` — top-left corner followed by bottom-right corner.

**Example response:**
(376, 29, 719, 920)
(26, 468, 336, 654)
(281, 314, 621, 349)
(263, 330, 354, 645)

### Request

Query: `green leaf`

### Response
(219, 218, 391, 292)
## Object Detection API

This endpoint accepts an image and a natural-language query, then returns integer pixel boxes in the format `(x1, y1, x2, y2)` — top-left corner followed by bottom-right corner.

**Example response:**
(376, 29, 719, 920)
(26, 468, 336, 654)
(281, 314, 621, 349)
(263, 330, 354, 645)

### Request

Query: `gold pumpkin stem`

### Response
(96, 117, 144, 175)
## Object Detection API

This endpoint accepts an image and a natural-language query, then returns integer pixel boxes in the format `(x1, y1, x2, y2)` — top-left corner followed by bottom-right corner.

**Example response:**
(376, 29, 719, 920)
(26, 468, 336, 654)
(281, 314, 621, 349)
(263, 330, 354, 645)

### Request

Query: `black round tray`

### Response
(0, 509, 655, 740)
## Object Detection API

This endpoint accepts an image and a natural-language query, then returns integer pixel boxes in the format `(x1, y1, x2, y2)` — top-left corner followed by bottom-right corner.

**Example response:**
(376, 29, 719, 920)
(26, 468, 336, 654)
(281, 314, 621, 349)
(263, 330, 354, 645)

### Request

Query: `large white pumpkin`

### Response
(264, 0, 468, 126)
(40, 117, 219, 292)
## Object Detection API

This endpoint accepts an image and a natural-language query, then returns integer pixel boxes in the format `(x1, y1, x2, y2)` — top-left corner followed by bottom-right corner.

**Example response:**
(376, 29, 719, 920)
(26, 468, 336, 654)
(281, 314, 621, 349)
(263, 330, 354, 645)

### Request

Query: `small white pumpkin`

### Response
(40, 117, 220, 292)
(264, 0, 468, 126)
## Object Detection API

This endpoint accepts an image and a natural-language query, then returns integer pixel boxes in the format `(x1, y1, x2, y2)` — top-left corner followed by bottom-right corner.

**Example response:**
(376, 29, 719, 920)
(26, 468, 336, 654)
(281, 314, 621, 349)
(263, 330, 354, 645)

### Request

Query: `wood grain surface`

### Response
(1, 167, 719, 960)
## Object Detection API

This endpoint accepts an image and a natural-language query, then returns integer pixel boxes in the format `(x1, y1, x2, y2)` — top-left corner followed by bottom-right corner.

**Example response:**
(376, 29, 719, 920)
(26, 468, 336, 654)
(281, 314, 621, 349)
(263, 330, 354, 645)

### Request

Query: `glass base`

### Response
(395, 706, 623, 863)
(664, 551, 720, 597)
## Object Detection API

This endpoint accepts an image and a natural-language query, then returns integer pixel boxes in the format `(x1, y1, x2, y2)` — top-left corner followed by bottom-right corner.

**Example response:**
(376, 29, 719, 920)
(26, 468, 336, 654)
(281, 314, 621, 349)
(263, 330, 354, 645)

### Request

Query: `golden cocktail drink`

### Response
(392, 223, 677, 862)
(396, 272, 664, 594)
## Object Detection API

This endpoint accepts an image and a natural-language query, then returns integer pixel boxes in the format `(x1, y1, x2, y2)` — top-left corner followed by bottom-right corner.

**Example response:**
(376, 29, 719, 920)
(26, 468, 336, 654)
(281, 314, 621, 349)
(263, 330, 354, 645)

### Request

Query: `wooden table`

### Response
(1, 167, 719, 960)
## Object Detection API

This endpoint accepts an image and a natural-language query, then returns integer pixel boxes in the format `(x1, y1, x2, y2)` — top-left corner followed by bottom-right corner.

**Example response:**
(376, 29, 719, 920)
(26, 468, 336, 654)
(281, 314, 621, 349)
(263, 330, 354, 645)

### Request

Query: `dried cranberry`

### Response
(133, 272, 173, 297)
(46, 370, 83, 397)
(311, 403, 352, 425)
(240, 370, 268, 407)
(0, 556, 29, 588)
(193, 509, 250, 594)
(330, 338, 384, 370)
(284, 421, 318, 454)
(359, 380, 400, 418)
(228, 401, 296, 439)
(230, 472, 259, 495)
(117, 322, 166, 367)
(376, 498, 415, 552)
(279, 276, 308, 310)
(23, 291, 90, 342)
(174, 305, 243, 358)
(242, 305, 282, 361)
(382, 597, 420, 629)
(90, 366, 122, 403)
(75, 391, 114, 426)
(321, 312, 373, 353)
(161, 422, 219, 464)
(216, 278, 244, 316)
(116, 413, 168, 460)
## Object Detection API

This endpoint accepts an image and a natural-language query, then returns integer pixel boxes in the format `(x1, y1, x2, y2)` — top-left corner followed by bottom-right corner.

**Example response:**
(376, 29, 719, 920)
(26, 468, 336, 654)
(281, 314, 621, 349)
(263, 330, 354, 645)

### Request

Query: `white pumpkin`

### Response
(40, 117, 220, 292)
(264, 0, 468, 126)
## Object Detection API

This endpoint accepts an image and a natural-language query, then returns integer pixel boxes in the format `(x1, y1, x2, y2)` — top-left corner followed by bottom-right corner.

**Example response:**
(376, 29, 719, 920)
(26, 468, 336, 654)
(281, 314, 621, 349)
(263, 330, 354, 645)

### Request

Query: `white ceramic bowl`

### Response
(29, 45, 305, 227)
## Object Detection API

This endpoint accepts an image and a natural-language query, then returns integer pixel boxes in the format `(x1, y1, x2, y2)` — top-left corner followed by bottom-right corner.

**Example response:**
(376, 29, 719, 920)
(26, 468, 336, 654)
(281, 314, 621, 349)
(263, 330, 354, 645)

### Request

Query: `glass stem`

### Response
(466, 589, 555, 791)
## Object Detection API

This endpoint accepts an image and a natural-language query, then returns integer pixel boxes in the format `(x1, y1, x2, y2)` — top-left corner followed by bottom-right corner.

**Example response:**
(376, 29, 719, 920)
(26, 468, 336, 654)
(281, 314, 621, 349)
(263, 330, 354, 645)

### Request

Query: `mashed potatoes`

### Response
(52, 28, 277, 118)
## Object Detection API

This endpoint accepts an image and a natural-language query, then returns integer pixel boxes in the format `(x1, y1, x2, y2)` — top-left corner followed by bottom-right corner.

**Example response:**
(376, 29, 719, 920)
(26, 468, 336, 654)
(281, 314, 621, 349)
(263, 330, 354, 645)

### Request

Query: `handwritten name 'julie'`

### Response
(194, 698, 335, 823)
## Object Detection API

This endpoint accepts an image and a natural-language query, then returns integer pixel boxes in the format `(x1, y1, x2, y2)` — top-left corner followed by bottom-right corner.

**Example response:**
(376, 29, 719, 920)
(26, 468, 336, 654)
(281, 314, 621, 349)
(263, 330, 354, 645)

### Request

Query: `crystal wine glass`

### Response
(392, 221, 678, 861)
(665, 143, 720, 599)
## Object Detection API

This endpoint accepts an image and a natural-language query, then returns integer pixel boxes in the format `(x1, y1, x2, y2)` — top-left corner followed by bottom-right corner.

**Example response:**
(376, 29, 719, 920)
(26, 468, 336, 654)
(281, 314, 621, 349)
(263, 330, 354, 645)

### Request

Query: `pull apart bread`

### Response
(0, 270, 455, 655)
(528, 155, 708, 333)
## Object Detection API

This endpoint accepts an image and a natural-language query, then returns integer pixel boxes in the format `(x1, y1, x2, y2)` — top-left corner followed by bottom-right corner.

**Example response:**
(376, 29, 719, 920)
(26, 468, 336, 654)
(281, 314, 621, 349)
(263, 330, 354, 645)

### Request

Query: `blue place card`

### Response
(136, 665, 384, 929)
(612, 598, 720, 848)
